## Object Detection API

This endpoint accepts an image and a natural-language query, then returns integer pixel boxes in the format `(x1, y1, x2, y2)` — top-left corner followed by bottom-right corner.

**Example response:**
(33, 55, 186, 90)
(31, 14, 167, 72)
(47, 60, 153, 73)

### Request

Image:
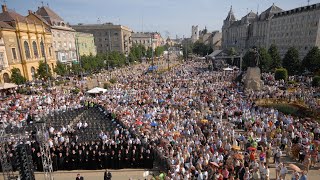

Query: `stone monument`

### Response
(243, 48, 263, 91)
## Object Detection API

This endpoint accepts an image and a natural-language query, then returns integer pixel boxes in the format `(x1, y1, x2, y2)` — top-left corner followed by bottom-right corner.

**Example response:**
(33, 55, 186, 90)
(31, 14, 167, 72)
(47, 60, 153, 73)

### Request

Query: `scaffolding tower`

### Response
(36, 122, 54, 180)
(0, 129, 16, 180)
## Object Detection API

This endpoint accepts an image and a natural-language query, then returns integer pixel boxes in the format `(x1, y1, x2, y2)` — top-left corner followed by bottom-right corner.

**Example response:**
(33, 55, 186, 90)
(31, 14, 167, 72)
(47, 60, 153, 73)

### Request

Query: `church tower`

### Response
(191, 25, 199, 43)
(222, 6, 236, 49)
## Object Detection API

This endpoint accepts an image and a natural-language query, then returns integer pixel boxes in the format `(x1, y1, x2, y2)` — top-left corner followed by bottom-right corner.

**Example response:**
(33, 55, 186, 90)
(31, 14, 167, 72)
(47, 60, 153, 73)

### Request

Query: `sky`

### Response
(6, 0, 320, 38)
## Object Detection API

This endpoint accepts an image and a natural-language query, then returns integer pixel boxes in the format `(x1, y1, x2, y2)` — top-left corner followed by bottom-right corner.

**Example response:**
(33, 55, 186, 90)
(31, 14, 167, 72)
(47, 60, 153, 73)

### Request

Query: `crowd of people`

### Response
(0, 59, 319, 180)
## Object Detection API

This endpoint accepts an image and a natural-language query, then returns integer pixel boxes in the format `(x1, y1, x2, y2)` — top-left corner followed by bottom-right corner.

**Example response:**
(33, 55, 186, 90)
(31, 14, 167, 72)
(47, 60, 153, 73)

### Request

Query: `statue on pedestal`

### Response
(249, 48, 260, 67)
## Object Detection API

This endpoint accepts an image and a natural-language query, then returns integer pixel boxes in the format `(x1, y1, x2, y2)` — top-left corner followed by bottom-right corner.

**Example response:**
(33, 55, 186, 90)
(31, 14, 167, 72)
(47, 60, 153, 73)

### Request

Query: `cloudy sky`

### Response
(6, 0, 319, 38)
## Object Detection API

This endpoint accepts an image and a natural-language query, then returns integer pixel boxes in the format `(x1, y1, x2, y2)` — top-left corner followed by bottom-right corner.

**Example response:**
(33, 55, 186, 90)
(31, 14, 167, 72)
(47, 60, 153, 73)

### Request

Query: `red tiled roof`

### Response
(36, 6, 63, 25)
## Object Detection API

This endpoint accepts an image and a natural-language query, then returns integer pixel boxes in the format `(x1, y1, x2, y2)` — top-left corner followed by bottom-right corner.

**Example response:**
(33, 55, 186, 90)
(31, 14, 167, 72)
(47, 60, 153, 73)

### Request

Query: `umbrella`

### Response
(144, 114, 152, 119)
(201, 119, 209, 124)
(232, 145, 241, 151)
(135, 121, 143, 126)
(150, 122, 158, 127)
(247, 147, 256, 151)
(209, 162, 219, 167)
(233, 154, 244, 160)
(289, 164, 301, 172)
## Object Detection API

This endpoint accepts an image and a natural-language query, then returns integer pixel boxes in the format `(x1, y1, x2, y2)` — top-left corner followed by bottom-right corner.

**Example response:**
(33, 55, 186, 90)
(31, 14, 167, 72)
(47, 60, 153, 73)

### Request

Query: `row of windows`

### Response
(53, 41, 74, 49)
(272, 13, 320, 25)
(11, 41, 52, 61)
(270, 30, 314, 38)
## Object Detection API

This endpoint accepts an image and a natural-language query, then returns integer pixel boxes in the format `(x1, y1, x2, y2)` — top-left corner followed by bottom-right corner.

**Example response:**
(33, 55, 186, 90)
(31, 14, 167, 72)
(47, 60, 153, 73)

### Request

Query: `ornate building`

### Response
(222, 3, 320, 58)
(72, 23, 132, 55)
(0, 5, 56, 82)
(35, 6, 77, 65)
(76, 32, 97, 56)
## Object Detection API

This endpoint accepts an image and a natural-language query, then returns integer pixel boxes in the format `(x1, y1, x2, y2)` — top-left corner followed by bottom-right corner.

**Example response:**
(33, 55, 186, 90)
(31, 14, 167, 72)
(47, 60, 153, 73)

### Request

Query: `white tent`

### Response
(86, 87, 107, 94)
(223, 67, 233, 71)
(0, 83, 17, 90)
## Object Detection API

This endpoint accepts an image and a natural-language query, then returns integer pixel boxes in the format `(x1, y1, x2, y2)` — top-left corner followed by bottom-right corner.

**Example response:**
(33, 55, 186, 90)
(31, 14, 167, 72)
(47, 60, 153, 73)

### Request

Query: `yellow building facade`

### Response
(0, 5, 56, 82)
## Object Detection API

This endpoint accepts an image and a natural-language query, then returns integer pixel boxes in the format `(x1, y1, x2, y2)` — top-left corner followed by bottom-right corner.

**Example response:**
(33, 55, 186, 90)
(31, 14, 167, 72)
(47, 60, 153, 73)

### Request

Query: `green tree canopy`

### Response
(302, 46, 320, 74)
(54, 61, 67, 76)
(268, 44, 282, 70)
(10, 68, 26, 85)
(36, 61, 52, 80)
(155, 46, 166, 57)
(275, 68, 288, 81)
(258, 47, 272, 72)
(192, 41, 212, 57)
(242, 49, 255, 70)
(282, 47, 300, 75)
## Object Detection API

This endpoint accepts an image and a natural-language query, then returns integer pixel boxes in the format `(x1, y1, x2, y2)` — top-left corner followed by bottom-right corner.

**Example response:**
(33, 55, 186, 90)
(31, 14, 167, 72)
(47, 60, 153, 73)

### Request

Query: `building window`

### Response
(32, 41, 38, 58)
(31, 67, 35, 80)
(24, 41, 31, 59)
(49, 47, 52, 56)
(3, 73, 10, 83)
(0, 52, 4, 68)
(40, 41, 45, 57)
(11, 48, 17, 60)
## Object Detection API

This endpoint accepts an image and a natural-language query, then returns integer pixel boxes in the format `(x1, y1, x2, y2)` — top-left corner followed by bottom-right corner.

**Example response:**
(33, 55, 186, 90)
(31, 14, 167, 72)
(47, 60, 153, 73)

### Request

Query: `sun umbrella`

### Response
(232, 145, 241, 151)
(201, 119, 209, 124)
(247, 147, 256, 151)
(135, 121, 143, 126)
(233, 153, 244, 160)
(209, 162, 219, 167)
(150, 122, 158, 127)
(289, 164, 301, 172)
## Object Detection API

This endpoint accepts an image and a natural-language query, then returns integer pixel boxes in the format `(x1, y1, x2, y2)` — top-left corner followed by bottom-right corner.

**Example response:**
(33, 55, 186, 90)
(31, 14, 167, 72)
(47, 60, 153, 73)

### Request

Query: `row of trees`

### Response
(242, 45, 320, 75)
(182, 41, 213, 58)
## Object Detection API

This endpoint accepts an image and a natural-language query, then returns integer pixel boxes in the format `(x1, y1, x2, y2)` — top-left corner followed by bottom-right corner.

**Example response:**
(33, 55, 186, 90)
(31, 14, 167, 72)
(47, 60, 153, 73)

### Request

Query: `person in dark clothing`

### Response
(77, 150, 84, 169)
(84, 151, 90, 170)
(57, 152, 65, 170)
(64, 152, 71, 170)
(123, 149, 130, 168)
(97, 151, 104, 169)
(35, 152, 43, 172)
(104, 170, 112, 180)
(70, 150, 77, 170)
(76, 173, 84, 180)
(110, 150, 117, 169)
(51, 153, 58, 171)
(89, 150, 97, 170)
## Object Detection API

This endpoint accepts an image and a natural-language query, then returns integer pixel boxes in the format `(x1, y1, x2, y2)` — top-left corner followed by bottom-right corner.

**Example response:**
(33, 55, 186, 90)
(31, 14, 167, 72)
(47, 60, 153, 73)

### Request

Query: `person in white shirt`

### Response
(77, 121, 82, 130)
(83, 121, 88, 129)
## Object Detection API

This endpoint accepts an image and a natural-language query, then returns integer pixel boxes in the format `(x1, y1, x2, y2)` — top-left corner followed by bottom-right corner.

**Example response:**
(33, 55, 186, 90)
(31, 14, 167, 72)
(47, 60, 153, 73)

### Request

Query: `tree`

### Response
(10, 68, 26, 85)
(36, 61, 52, 80)
(312, 76, 320, 87)
(182, 42, 193, 59)
(192, 41, 213, 57)
(146, 47, 153, 59)
(282, 47, 300, 75)
(302, 47, 320, 74)
(258, 48, 272, 72)
(242, 49, 255, 70)
(275, 68, 288, 81)
(155, 46, 166, 57)
(71, 63, 82, 75)
(54, 61, 67, 76)
(268, 44, 282, 70)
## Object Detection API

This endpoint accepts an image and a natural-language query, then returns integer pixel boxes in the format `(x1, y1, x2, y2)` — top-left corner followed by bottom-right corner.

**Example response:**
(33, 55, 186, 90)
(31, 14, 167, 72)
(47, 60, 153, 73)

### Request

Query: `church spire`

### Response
(225, 5, 236, 21)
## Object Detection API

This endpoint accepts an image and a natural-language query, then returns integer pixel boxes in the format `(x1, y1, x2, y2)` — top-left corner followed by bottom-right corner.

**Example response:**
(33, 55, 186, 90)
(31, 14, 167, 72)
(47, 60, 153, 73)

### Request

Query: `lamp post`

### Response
(75, 35, 83, 80)
(167, 45, 170, 70)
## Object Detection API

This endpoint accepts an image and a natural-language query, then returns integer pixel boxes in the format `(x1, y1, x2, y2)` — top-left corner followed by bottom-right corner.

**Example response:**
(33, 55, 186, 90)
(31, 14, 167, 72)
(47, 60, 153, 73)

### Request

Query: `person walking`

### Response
(76, 174, 84, 180)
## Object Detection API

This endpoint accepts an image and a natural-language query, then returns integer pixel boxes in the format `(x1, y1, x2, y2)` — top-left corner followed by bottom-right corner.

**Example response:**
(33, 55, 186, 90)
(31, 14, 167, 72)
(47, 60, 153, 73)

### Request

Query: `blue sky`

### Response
(6, 0, 320, 38)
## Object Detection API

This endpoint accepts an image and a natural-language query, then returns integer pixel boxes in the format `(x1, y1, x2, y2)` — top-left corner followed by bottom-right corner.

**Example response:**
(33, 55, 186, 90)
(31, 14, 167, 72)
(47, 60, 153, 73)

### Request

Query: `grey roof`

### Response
(36, 6, 64, 25)
(259, 4, 283, 20)
(241, 11, 258, 24)
(208, 50, 223, 58)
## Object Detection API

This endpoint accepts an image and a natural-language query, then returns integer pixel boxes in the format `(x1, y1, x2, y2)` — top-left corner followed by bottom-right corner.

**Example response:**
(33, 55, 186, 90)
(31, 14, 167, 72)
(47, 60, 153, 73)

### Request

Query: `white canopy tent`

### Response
(86, 87, 107, 94)
(0, 83, 18, 90)
(223, 67, 233, 71)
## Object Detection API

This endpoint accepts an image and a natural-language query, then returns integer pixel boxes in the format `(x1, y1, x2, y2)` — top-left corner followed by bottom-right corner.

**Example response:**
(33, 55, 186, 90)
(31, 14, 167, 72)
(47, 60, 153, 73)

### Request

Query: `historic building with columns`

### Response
(222, 3, 320, 58)
(0, 4, 56, 82)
